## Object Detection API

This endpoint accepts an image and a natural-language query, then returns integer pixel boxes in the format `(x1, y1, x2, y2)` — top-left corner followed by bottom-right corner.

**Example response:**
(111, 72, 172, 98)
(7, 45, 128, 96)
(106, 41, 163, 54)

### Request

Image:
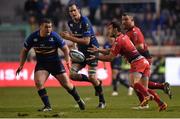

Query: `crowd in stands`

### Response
(23, 0, 180, 46)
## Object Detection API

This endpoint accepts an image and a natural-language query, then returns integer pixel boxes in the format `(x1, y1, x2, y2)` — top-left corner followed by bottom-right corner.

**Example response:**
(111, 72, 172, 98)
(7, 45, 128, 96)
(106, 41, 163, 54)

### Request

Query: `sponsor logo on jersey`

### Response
(33, 38, 38, 42)
(49, 37, 54, 42)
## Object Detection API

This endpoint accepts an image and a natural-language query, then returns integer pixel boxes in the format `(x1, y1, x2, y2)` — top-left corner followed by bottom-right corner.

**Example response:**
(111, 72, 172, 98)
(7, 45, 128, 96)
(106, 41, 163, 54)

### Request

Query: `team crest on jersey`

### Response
(70, 23, 73, 27)
(33, 38, 38, 42)
(85, 23, 89, 29)
(133, 32, 137, 36)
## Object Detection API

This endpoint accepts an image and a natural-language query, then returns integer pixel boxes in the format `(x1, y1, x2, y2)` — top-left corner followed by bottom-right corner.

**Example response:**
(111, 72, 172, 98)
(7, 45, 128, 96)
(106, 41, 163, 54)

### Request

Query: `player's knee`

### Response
(69, 69, 78, 80)
(35, 81, 44, 89)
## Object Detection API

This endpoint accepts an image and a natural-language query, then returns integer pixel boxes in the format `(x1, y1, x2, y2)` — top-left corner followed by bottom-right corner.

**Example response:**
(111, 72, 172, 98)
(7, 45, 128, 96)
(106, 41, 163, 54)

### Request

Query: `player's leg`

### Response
(51, 61, 85, 110)
(147, 58, 172, 99)
(88, 66, 106, 109)
(148, 81, 172, 99)
(111, 69, 119, 96)
(130, 72, 153, 107)
(142, 77, 167, 111)
(69, 63, 90, 82)
(34, 63, 51, 111)
(117, 71, 134, 95)
(110, 58, 120, 96)
(147, 88, 168, 111)
(55, 73, 85, 110)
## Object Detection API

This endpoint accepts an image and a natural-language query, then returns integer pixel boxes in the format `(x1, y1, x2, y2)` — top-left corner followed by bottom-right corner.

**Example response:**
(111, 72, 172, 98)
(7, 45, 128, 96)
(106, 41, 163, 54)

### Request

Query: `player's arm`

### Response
(61, 44, 71, 69)
(98, 48, 110, 55)
(16, 34, 33, 75)
(16, 48, 29, 75)
(88, 45, 110, 55)
(60, 31, 90, 45)
(133, 31, 144, 51)
(98, 52, 115, 62)
(87, 52, 115, 62)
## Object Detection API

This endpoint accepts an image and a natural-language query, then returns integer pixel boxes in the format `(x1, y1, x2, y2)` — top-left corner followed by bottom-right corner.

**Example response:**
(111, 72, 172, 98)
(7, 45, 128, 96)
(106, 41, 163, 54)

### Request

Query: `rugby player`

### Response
(88, 21, 167, 111)
(122, 13, 171, 109)
(16, 18, 85, 111)
(60, 2, 106, 108)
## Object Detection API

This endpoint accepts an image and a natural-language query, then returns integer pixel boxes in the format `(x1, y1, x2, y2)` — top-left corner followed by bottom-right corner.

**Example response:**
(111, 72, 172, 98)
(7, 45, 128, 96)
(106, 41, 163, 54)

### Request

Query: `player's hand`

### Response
(60, 31, 71, 40)
(87, 45, 98, 53)
(16, 66, 23, 76)
(86, 55, 96, 61)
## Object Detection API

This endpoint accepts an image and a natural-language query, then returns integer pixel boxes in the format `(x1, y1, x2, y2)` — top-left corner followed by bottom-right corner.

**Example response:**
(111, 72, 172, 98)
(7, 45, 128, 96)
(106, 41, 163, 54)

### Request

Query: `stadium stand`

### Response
(0, 0, 179, 62)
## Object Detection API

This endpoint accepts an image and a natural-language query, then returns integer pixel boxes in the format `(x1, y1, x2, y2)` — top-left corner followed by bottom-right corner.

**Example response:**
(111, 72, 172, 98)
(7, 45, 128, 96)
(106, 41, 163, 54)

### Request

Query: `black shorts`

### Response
(35, 61, 66, 76)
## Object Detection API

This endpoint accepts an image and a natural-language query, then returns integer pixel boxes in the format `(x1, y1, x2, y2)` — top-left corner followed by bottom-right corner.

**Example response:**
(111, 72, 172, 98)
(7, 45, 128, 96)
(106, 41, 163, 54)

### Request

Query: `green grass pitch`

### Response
(0, 86, 180, 118)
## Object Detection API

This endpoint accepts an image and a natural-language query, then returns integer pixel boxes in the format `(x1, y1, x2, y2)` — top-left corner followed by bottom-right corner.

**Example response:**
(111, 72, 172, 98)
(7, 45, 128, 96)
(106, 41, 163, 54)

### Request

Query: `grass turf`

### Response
(0, 86, 179, 118)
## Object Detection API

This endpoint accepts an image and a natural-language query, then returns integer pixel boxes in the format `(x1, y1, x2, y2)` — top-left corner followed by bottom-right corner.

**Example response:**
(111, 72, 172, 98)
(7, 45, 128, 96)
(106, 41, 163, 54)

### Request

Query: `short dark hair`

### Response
(121, 13, 134, 19)
(108, 20, 122, 32)
(39, 18, 52, 26)
(122, 13, 128, 17)
(67, 0, 80, 9)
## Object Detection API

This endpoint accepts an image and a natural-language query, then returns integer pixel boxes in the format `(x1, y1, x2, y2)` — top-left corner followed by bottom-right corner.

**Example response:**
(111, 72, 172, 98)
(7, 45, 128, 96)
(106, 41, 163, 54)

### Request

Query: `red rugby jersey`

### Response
(110, 34, 140, 63)
(126, 26, 151, 59)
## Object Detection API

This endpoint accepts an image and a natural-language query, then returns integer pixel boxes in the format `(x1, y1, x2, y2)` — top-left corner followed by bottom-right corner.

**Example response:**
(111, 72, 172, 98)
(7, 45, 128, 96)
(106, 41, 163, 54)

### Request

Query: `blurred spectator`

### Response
(24, 0, 40, 16)
(36, 0, 51, 23)
(24, 0, 40, 31)
(46, 0, 64, 27)
(142, 12, 153, 39)
(88, 0, 101, 25)
(100, 3, 110, 24)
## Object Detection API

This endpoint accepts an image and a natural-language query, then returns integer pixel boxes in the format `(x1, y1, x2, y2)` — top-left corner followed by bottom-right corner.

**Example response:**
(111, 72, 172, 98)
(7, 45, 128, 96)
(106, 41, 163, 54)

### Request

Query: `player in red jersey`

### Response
(122, 14, 171, 109)
(88, 21, 167, 111)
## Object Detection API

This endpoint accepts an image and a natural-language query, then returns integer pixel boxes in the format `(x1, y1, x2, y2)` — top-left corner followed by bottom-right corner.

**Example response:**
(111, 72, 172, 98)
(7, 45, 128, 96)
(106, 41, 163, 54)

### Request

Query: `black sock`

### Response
(119, 79, 129, 88)
(112, 79, 118, 91)
(38, 88, 51, 107)
(94, 83, 105, 103)
(81, 74, 90, 82)
(67, 87, 81, 102)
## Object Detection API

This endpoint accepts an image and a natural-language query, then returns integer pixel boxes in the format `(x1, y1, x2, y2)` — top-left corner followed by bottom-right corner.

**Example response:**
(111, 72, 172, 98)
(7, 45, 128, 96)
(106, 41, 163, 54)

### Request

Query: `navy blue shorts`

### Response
(35, 61, 66, 76)
(111, 57, 121, 70)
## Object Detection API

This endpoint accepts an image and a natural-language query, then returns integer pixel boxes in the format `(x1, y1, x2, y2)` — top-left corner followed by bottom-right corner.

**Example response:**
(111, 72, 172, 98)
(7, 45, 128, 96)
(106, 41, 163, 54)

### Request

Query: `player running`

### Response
(16, 18, 85, 111)
(60, 2, 106, 108)
(88, 21, 167, 111)
(122, 13, 171, 109)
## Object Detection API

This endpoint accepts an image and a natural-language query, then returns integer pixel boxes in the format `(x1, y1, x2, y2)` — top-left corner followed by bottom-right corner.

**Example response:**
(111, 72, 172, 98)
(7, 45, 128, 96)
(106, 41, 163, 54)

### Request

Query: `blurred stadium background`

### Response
(0, 0, 180, 86)
(0, 0, 180, 118)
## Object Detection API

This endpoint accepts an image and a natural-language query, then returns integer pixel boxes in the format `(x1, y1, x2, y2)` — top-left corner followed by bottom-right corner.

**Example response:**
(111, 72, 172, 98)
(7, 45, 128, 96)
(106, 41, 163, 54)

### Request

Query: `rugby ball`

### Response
(69, 49, 85, 63)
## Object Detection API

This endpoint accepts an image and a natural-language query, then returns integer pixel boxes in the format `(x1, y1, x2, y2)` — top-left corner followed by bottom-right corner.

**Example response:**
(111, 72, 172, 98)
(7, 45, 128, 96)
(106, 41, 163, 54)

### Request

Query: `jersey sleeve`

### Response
(82, 18, 91, 37)
(54, 32, 66, 48)
(110, 38, 121, 56)
(24, 34, 34, 50)
(133, 29, 144, 45)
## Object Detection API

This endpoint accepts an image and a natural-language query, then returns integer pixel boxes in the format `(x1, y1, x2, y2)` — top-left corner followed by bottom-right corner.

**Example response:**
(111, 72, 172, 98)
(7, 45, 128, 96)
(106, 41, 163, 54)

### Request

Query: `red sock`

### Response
(134, 89, 144, 102)
(134, 83, 149, 96)
(148, 89, 163, 106)
(148, 81, 164, 89)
